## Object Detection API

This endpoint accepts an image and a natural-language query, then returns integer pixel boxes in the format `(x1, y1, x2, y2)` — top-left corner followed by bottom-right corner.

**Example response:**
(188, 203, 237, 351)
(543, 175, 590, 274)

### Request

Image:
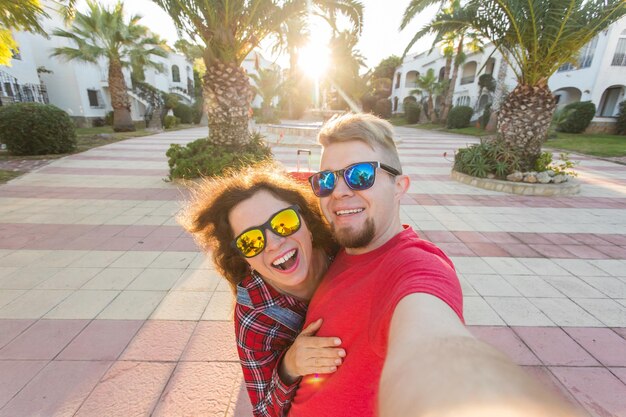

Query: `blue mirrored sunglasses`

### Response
(308, 161, 401, 197)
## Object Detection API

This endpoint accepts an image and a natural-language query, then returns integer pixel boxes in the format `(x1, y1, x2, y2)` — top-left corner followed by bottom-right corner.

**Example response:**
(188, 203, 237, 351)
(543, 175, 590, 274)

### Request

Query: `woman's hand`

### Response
(279, 319, 346, 383)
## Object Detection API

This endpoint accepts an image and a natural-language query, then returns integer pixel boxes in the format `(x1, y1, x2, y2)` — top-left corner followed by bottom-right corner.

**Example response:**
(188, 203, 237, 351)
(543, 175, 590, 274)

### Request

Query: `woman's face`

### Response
(228, 190, 315, 297)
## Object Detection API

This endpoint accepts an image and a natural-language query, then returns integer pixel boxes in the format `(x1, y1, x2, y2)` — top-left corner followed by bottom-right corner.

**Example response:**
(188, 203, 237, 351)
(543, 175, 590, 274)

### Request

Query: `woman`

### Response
(178, 163, 344, 417)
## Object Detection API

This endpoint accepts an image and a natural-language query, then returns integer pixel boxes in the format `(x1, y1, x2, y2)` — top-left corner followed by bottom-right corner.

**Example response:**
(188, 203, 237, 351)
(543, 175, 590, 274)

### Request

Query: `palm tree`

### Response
(1, 0, 46, 65)
(424, 0, 626, 169)
(151, 0, 363, 147)
(401, 0, 480, 123)
(410, 68, 446, 123)
(249, 66, 284, 120)
(51, 1, 167, 132)
(326, 29, 367, 110)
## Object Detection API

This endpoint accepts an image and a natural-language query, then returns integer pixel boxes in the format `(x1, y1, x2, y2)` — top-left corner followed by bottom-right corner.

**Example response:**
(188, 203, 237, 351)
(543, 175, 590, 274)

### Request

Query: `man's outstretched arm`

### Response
(379, 293, 583, 417)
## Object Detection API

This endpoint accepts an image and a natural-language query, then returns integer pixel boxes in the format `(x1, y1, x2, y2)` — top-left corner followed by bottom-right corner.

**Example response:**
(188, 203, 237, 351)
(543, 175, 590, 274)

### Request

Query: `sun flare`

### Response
(298, 41, 329, 78)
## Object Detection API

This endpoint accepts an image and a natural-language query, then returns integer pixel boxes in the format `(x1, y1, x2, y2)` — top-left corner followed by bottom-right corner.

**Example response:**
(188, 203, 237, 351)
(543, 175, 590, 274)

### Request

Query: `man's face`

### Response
(318, 140, 402, 254)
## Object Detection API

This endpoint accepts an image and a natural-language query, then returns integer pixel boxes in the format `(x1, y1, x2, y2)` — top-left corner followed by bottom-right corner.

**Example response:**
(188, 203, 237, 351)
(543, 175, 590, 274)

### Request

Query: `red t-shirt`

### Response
(288, 226, 464, 417)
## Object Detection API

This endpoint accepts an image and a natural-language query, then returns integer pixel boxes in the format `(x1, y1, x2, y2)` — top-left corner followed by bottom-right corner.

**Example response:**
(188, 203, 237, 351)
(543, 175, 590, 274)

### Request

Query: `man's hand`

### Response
(279, 319, 345, 384)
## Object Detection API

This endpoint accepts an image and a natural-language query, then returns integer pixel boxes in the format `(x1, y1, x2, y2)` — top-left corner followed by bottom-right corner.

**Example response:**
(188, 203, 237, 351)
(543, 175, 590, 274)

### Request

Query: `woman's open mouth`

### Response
(272, 249, 298, 271)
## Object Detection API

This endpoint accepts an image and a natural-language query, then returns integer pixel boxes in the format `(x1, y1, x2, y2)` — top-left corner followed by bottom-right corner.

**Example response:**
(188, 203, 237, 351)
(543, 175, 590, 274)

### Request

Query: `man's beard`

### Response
(331, 217, 376, 249)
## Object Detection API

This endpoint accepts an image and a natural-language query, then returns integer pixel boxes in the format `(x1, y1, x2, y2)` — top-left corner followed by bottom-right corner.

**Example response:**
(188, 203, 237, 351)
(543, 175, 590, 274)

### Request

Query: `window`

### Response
(578, 36, 597, 68)
(11, 48, 21, 60)
(612, 36, 626, 66)
(395, 73, 401, 89)
(557, 37, 598, 71)
(172, 65, 180, 82)
(597, 87, 623, 117)
(87, 89, 103, 108)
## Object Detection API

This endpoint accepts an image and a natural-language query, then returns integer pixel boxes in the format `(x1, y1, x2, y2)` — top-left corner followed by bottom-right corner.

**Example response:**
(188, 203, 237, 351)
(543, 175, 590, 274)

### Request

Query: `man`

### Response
(288, 113, 580, 417)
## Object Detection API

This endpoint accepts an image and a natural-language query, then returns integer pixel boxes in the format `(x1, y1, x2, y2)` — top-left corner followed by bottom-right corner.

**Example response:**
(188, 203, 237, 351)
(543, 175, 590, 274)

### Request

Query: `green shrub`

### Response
(454, 139, 520, 179)
(0, 103, 77, 155)
(557, 101, 596, 133)
(166, 131, 273, 179)
(616, 101, 626, 135)
(404, 101, 420, 124)
(173, 103, 194, 124)
(164, 115, 179, 129)
(104, 111, 114, 126)
(374, 98, 392, 119)
(361, 94, 377, 113)
(447, 106, 473, 129)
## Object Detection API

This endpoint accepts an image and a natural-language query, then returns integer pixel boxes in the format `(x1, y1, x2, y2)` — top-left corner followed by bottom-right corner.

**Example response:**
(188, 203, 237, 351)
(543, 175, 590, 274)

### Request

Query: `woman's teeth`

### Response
(272, 249, 297, 270)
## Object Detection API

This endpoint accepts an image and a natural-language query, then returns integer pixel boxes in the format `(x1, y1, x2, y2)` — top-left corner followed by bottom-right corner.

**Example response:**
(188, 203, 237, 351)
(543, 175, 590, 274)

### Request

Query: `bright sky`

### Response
(77, 0, 436, 70)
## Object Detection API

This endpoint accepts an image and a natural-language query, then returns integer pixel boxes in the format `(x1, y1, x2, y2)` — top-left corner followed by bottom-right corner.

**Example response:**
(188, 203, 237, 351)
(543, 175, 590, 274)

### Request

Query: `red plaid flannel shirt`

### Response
(235, 272, 307, 417)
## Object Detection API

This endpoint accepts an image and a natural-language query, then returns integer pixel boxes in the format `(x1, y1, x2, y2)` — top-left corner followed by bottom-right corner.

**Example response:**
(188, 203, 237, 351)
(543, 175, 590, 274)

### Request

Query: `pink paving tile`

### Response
(181, 321, 239, 362)
(484, 231, 520, 244)
(74, 361, 174, 417)
(469, 326, 541, 365)
(152, 362, 241, 417)
(510, 233, 553, 245)
(0, 361, 111, 417)
(569, 233, 614, 246)
(503, 244, 542, 258)
(561, 244, 611, 260)
(611, 368, 626, 385)
(512, 327, 599, 366)
(58, 320, 143, 361)
(0, 319, 89, 360)
(149, 226, 185, 238)
(167, 237, 199, 252)
(465, 242, 510, 257)
(550, 367, 626, 417)
(613, 328, 626, 340)
(95, 237, 141, 251)
(454, 231, 492, 243)
(421, 230, 461, 243)
(598, 234, 626, 246)
(543, 233, 579, 245)
(0, 360, 48, 408)
(563, 328, 626, 367)
(39, 167, 167, 176)
(594, 245, 626, 259)
(522, 366, 581, 408)
(435, 242, 476, 257)
(529, 244, 578, 259)
(0, 319, 35, 348)
(121, 320, 196, 362)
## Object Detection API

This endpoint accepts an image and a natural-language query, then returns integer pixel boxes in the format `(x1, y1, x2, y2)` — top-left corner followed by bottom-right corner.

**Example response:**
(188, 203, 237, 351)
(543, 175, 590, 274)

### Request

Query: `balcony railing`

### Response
(0, 71, 49, 105)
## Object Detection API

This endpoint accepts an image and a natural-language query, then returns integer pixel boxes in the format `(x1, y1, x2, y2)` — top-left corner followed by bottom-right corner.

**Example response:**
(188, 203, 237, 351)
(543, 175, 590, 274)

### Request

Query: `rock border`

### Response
(450, 170, 581, 196)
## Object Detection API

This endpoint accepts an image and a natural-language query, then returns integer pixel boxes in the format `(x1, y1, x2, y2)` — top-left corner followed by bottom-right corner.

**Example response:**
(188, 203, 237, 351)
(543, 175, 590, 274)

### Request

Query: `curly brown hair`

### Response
(178, 162, 337, 293)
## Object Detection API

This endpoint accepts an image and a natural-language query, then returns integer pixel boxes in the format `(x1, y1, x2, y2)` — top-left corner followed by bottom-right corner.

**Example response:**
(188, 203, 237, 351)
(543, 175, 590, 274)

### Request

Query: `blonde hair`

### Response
(317, 113, 402, 173)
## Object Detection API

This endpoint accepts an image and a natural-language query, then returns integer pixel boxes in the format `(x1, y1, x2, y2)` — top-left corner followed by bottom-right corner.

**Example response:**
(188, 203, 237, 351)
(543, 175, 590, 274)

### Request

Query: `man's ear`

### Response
(394, 174, 410, 200)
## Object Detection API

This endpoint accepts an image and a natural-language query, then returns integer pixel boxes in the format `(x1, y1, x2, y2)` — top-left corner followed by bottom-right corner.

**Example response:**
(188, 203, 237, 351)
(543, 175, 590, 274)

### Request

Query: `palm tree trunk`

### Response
(440, 35, 464, 123)
(497, 83, 556, 170)
(108, 58, 135, 132)
(203, 61, 253, 147)
(486, 51, 509, 132)
(428, 95, 437, 123)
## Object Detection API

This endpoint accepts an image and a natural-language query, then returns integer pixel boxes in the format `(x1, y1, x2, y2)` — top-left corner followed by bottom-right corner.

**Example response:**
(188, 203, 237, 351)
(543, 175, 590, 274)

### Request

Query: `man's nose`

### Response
(331, 174, 354, 198)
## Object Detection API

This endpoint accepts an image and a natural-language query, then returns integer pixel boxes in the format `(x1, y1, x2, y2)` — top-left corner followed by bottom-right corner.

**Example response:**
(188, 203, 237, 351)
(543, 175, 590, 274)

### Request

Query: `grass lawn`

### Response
(0, 124, 198, 183)
(0, 170, 23, 184)
(545, 133, 626, 157)
(400, 121, 492, 137)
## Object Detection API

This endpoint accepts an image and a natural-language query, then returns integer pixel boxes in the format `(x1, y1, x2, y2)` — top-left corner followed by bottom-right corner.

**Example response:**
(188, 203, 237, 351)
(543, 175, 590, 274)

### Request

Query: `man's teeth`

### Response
(336, 208, 364, 216)
(272, 249, 296, 267)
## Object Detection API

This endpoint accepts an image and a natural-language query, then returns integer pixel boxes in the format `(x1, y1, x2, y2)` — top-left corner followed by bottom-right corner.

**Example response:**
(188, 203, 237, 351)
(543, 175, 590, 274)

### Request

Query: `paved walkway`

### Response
(0, 126, 625, 416)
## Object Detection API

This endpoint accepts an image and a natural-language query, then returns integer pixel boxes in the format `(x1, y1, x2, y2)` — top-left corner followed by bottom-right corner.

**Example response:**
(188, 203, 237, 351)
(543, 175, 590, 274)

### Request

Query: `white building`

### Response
(0, 2, 195, 127)
(391, 16, 626, 133)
